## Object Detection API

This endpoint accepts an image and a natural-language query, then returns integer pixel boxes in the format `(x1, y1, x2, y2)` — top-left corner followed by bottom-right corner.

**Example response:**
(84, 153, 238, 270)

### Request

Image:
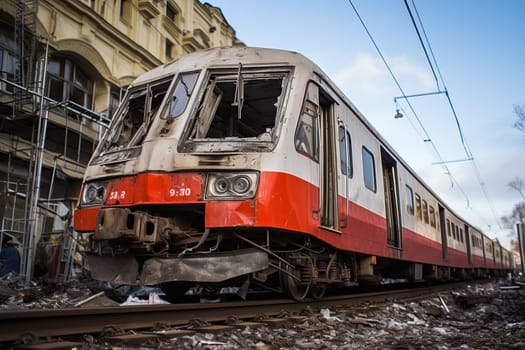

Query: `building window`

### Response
(0, 49, 16, 92)
(405, 185, 414, 215)
(108, 86, 123, 119)
(339, 126, 352, 177)
(362, 147, 376, 192)
(166, 2, 177, 22)
(0, 23, 16, 93)
(120, 0, 132, 21)
(165, 39, 174, 60)
(46, 56, 93, 110)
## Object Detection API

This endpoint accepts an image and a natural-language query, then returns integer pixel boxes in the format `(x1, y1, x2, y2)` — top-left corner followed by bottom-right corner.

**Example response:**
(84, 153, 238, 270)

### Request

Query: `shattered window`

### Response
(186, 67, 289, 145)
(99, 77, 173, 153)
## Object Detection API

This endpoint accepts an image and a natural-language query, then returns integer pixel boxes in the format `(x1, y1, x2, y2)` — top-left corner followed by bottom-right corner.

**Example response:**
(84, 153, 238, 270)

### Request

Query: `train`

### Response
(74, 46, 513, 300)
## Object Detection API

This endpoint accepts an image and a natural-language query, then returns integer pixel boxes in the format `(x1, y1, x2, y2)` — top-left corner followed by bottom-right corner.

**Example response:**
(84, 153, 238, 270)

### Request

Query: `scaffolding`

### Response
(0, 0, 110, 285)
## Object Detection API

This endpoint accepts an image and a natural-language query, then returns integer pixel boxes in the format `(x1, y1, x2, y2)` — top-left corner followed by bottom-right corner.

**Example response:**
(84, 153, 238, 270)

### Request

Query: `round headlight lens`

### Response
(231, 175, 251, 194)
(85, 185, 98, 203)
(214, 177, 229, 194)
(81, 182, 107, 206)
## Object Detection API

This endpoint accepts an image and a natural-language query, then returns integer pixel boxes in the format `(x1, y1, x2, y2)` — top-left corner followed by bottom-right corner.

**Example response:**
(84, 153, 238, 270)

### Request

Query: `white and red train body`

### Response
(74, 47, 511, 299)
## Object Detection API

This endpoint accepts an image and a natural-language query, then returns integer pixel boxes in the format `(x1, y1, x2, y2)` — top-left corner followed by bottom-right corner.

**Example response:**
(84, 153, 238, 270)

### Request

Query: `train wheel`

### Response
(309, 285, 326, 300)
(280, 265, 310, 301)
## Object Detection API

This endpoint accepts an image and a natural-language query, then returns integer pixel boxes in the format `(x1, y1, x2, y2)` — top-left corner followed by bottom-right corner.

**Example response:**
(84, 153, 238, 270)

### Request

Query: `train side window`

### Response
(362, 146, 376, 192)
(446, 219, 451, 237)
(429, 205, 436, 228)
(422, 200, 429, 224)
(338, 126, 353, 177)
(405, 185, 414, 215)
(415, 193, 421, 220)
(460, 228, 464, 243)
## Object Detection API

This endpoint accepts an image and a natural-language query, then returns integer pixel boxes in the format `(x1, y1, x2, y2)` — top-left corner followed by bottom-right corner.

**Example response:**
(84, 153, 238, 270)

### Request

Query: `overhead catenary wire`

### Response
(406, 0, 473, 161)
(406, 0, 501, 229)
(403, 0, 440, 91)
(346, 0, 471, 207)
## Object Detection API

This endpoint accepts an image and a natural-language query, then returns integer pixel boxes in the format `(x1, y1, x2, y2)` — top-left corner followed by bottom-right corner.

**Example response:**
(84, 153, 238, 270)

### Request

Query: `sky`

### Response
(207, 0, 525, 248)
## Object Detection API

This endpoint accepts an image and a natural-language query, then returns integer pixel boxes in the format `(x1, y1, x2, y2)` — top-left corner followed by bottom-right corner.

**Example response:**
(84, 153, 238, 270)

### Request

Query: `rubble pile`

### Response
(163, 281, 525, 350)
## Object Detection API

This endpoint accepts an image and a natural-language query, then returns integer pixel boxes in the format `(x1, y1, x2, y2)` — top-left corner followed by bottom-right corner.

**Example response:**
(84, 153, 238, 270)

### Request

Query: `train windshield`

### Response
(91, 72, 198, 164)
(181, 66, 291, 152)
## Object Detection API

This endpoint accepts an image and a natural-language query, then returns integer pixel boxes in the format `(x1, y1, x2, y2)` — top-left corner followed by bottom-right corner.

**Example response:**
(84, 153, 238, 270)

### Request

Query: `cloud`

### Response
(332, 52, 434, 97)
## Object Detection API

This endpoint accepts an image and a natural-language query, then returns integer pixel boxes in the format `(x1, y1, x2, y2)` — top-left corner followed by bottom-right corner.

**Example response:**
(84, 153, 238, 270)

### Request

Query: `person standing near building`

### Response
(0, 239, 21, 277)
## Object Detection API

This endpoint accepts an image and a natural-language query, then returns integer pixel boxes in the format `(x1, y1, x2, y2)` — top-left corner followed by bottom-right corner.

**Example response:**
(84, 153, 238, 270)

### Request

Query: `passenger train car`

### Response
(74, 47, 512, 300)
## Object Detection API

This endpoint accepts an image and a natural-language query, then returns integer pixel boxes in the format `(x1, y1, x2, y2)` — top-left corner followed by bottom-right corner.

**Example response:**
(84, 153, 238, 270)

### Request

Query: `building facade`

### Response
(0, 0, 241, 281)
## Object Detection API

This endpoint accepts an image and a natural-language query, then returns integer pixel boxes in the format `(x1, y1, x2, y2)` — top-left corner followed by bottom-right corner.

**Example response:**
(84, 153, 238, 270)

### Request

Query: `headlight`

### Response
(206, 172, 258, 199)
(81, 182, 107, 206)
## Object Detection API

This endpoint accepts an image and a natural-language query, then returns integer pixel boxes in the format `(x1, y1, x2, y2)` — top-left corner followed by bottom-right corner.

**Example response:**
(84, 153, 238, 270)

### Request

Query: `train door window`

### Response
(415, 193, 422, 220)
(422, 200, 429, 224)
(338, 126, 352, 177)
(405, 185, 414, 215)
(362, 147, 376, 192)
(429, 205, 436, 228)
(294, 94, 319, 161)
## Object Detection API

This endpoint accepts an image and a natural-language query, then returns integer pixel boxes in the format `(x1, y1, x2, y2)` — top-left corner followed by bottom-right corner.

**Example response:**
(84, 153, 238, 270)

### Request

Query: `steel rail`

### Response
(0, 283, 467, 343)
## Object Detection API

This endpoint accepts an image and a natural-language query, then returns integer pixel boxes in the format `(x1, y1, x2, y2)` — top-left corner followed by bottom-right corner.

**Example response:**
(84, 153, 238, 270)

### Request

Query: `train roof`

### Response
(132, 46, 314, 86)
(130, 46, 499, 244)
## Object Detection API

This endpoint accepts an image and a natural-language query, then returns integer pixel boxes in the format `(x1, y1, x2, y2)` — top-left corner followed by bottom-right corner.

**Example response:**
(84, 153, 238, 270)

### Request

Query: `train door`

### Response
(465, 225, 472, 264)
(380, 148, 401, 248)
(439, 205, 448, 261)
(338, 121, 352, 228)
(319, 92, 339, 231)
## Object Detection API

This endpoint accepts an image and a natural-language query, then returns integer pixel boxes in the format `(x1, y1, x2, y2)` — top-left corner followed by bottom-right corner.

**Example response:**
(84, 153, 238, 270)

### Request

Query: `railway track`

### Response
(0, 282, 473, 348)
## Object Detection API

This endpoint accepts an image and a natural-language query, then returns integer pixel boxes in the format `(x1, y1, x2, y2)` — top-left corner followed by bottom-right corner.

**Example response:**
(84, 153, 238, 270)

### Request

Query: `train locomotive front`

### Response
(74, 47, 355, 300)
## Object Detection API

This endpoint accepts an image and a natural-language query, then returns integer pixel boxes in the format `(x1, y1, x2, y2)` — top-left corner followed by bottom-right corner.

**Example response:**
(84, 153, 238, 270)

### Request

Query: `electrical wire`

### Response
(403, 0, 440, 90)
(407, 0, 501, 229)
(346, 0, 470, 206)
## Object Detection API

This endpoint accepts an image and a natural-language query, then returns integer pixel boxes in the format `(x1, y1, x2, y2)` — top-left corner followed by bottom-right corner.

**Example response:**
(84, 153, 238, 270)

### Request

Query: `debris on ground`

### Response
(0, 277, 524, 349)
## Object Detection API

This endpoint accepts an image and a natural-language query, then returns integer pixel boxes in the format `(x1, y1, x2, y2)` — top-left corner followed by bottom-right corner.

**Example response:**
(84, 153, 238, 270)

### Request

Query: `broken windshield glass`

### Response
(99, 77, 172, 154)
(184, 68, 290, 149)
(92, 71, 202, 165)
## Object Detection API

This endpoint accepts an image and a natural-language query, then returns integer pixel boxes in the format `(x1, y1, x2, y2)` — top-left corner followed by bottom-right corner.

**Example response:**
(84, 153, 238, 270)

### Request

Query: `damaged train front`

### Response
(74, 60, 291, 293)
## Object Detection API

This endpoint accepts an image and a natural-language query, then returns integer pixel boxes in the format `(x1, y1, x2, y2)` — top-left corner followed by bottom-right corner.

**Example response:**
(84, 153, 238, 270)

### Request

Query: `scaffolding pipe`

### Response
(24, 40, 49, 286)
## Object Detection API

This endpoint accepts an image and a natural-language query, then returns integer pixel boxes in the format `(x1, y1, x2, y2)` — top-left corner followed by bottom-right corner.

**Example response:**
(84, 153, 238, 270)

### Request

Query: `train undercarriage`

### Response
(86, 207, 361, 301)
(85, 207, 506, 301)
